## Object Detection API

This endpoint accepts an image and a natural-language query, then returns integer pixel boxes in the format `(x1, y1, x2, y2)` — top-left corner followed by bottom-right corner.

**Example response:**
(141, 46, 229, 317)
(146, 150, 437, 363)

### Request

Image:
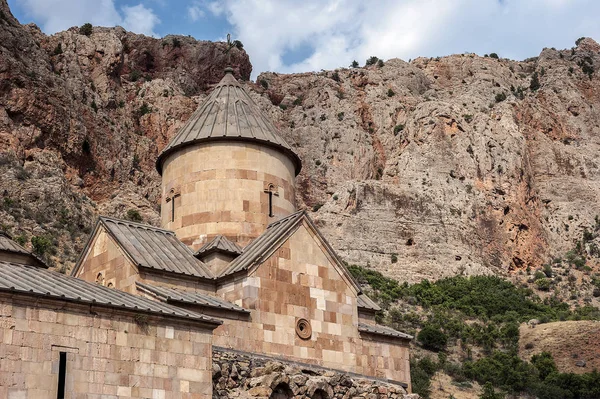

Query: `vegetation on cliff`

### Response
(348, 265, 600, 398)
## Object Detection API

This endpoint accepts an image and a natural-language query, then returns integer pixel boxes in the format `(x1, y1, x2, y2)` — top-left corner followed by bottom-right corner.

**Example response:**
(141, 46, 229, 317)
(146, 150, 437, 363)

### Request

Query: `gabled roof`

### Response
(73, 216, 214, 279)
(0, 232, 30, 255)
(217, 210, 361, 293)
(136, 281, 248, 314)
(0, 232, 48, 268)
(195, 235, 243, 258)
(156, 69, 302, 176)
(0, 260, 221, 326)
(358, 323, 413, 341)
(357, 294, 381, 312)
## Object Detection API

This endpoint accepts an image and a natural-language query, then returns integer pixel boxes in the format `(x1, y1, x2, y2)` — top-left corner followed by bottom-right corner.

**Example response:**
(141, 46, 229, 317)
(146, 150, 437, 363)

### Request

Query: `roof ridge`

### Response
(266, 209, 305, 229)
(99, 216, 175, 235)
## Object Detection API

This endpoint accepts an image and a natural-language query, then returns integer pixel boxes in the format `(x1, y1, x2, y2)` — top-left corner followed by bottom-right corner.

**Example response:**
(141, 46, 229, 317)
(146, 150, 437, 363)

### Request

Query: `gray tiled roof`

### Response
(218, 211, 362, 293)
(101, 217, 214, 278)
(358, 323, 413, 340)
(0, 232, 30, 255)
(0, 232, 48, 268)
(357, 294, 381, 311)
(73, 217, 214, 279)
(156, 71, 301, 175)
(195, 235, 243, 258)
(136, 281, 248, 313)
(218, 210, 305, 277)
(0, 261, 221, 326)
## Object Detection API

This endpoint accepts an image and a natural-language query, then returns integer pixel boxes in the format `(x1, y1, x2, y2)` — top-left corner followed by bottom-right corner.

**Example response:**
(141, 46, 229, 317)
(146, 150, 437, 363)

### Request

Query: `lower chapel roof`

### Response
(73, 216, 215, 279)
(136, 281, 249, 314)
(0, 260, 221, 326)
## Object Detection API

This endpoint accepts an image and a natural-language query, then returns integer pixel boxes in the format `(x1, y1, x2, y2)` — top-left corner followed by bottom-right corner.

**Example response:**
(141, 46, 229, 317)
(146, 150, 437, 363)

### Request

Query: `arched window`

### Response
(95, 273, 104, 286)
(269, 383, 293, 399)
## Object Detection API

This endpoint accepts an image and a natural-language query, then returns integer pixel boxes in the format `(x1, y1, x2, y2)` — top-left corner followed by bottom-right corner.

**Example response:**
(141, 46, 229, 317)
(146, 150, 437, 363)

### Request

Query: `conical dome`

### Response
(156, 70, 301, 175)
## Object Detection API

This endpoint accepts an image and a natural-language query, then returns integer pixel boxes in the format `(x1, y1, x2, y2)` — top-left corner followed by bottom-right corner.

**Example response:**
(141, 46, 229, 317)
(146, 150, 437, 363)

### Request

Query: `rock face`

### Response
(0, 0, 250, 268)
(1, 0, 600, 283)
(257, 44, 600, 283)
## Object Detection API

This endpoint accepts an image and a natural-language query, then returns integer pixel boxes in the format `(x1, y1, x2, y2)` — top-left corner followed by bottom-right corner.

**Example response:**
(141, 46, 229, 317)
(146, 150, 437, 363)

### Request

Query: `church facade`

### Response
(0, 68, 412, 398)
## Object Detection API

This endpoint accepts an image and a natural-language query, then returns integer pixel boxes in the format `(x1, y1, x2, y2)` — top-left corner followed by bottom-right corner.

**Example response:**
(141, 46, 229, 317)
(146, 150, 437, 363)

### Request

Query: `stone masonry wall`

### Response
(160, 141, 297, 247)
(0, 295, 214, 399)
(75, 225, 139, 295)
(212, 348, 417, 399)
(215, 222, 411, 386)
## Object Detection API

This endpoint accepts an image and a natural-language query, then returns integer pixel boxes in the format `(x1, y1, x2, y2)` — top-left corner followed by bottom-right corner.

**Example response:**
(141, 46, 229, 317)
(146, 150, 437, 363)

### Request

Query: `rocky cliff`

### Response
(1, 0, 599, 285)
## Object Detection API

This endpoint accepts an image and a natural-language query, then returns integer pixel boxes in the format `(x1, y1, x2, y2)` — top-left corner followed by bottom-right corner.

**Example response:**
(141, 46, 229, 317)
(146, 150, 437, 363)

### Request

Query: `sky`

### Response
(7, 0, 600, 80)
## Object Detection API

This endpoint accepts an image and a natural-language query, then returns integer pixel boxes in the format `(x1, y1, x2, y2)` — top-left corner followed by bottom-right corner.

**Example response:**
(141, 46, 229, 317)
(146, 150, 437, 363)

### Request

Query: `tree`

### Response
(126, 209, 143, 222)
(365, 56, 379, 66)
(417, 324, 448, 351)
(530, 72, 540, 91)
(350, 60, 359, 68)
(480, 382, 504, 399)
(79, 23, 93, 36)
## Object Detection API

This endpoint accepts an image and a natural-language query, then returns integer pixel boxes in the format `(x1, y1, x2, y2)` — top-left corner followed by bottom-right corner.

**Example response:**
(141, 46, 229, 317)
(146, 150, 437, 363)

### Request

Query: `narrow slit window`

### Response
(268, 191, 273, 217)
(57, 351, 67, 399)
(171, 193, 181, 222)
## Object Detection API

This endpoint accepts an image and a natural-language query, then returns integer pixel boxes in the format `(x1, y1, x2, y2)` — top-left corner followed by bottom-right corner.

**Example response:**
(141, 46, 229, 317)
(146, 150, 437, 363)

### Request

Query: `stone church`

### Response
(0, 68, 412, 398)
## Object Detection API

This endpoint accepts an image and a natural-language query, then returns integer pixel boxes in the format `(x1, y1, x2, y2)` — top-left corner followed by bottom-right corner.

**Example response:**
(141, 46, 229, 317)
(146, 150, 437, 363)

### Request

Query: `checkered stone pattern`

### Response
(76, 226, 139, 295)
(214, 222, 411, 388)
(161, 142, 296, 249)
(0, 296, 214, 399)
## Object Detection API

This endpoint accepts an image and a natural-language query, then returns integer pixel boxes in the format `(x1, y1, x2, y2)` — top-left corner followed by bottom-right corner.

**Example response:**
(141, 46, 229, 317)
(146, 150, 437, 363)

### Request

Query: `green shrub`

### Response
(391, 253, 398, 263)
(129, 70, 141, 82)
(489, 53, 499, 59)
(79, 23, 93, 36)
(531, 352, 557, 380)
(480, 382, 504, 399)
(312, 203, 323, 212)
(259, 79, 268, 89)
(417, 324, 448, 351)
(331, 71, 340, 82)
(410, 357, 437, 399)
(530, 72, 541, 91)
(495, 92, 507, 102)
(138, 103, 151, 116)
(543, 264, 553, 278)
(534, 270, 546, 280)
(91, 100, 98, 112)
(393, 124, 404, 135)
(172, 38, 181, 48)
(31, 235, 54, 256)
(350, 60, 359, 68)
(125, 209, 143, 222)
(337, 112, 344, 121)
(377, 59, 384, 68)
(233, 40, 243, 49)
(365, 56, 379, 66)
(463, 114, 474, 123)
(535, 278, 551, 291)
(387, 88, 395, 97)
(575, 37, 585, 46)
(53, 43, 63, 55)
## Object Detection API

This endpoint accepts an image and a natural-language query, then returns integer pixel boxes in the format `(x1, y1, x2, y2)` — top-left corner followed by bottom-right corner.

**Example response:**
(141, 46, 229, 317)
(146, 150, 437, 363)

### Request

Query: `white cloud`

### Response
(122, 4, 160, 36)
(15, 0, 160, 36)
(209, 0, 600, 79)
(188, 2, 205, 22)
